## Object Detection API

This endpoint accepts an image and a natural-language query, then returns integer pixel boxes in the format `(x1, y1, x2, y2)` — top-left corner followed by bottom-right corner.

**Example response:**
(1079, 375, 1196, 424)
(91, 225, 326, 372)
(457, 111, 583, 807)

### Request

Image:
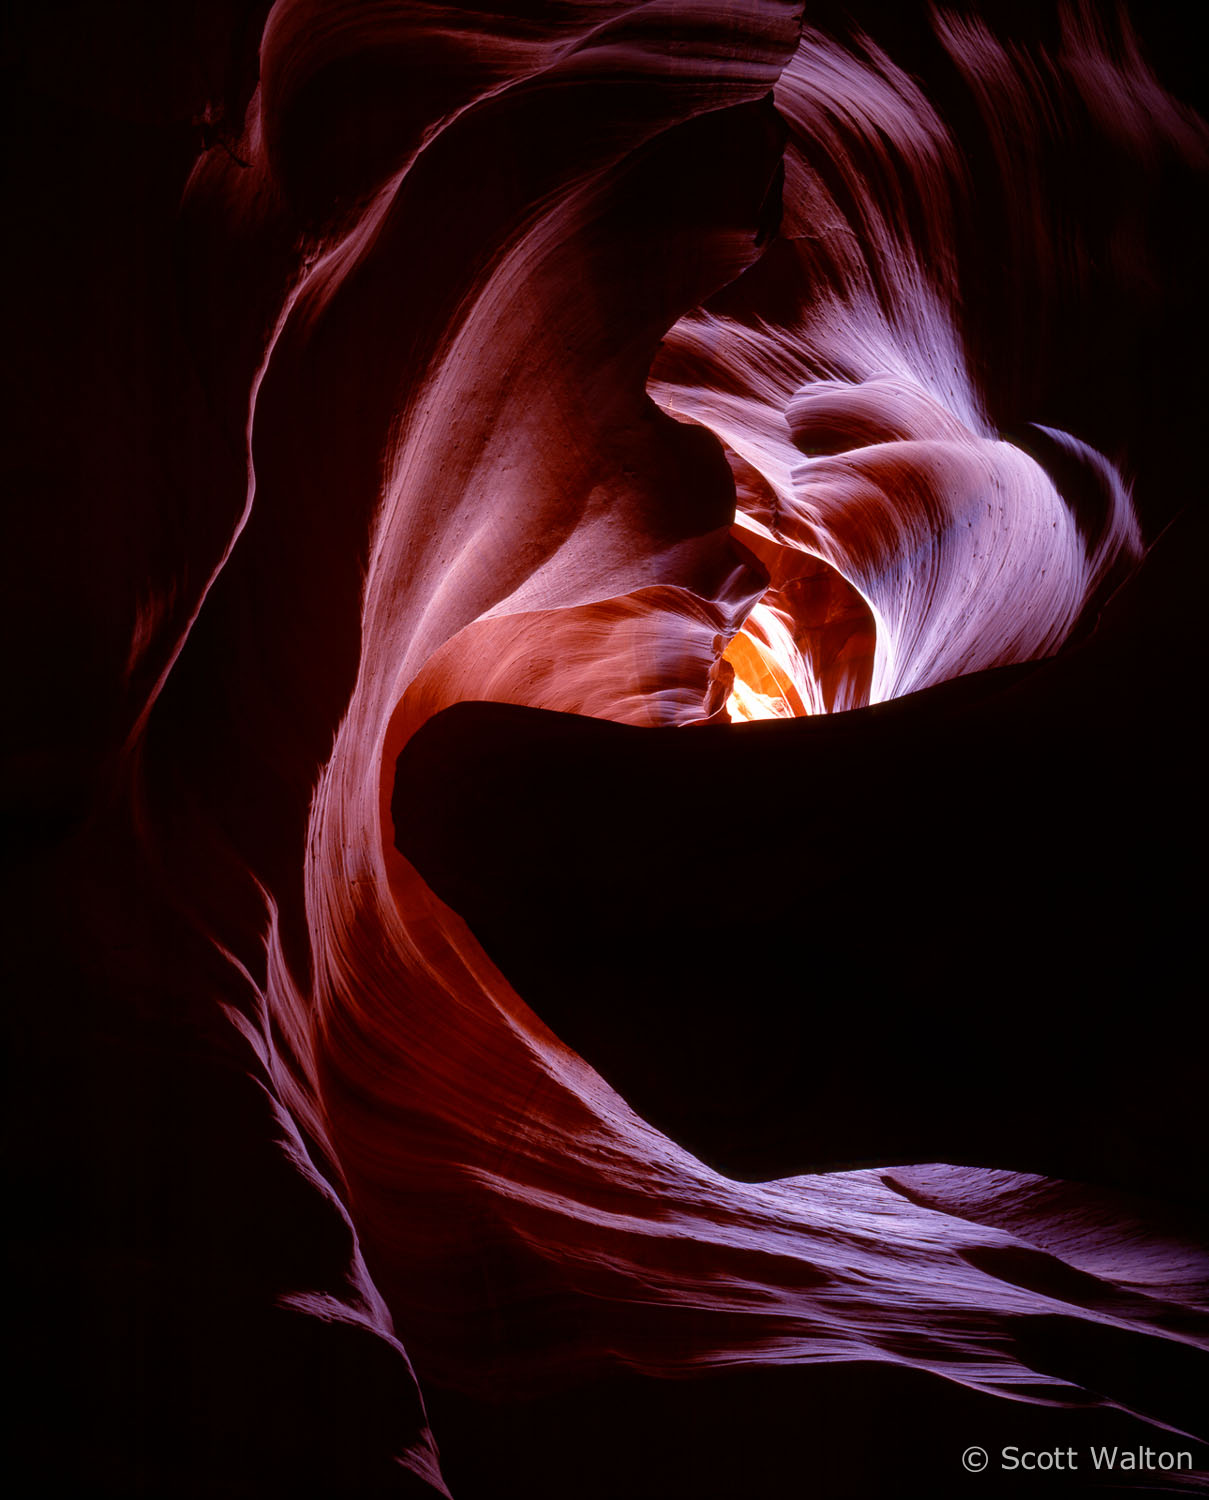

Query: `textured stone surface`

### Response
(5, 2, 1207, 1494)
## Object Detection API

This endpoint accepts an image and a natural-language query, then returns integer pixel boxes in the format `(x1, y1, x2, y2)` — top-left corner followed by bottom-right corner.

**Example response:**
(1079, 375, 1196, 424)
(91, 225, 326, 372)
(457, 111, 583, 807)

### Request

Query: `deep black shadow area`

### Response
(394, 510, 1205, 1197)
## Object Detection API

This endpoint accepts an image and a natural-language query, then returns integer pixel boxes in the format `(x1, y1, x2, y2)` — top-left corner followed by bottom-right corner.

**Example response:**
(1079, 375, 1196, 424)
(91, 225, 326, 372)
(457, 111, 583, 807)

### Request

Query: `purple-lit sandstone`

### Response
(6, 1, 1207, 1495)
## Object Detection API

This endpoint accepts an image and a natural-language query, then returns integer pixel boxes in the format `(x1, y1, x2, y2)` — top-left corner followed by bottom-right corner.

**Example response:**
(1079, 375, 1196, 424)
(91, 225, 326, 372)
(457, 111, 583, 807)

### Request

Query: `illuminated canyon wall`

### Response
(6, 1, 1208, 1495)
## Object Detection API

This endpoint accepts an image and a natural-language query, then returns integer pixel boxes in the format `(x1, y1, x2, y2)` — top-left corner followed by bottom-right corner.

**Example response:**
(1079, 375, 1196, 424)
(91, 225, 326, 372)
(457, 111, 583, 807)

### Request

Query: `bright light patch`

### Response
(723, 629, 806, 722)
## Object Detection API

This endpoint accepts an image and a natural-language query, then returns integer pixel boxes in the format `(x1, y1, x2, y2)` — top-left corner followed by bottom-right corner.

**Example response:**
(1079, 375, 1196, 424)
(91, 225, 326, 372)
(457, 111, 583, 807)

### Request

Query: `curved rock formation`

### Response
(6, 1, 1207, 1495)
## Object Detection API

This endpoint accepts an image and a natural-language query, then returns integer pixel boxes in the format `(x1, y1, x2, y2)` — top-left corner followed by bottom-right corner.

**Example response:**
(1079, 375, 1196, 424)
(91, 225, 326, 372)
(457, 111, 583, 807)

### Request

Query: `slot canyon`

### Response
(5, 1, 1208, 1494)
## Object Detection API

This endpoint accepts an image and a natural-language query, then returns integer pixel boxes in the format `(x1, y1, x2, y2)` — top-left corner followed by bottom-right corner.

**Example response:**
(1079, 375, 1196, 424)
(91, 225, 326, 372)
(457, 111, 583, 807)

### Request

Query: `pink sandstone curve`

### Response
(259, 0, 1202, 1460)
(11, 0, 1206, 1492)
